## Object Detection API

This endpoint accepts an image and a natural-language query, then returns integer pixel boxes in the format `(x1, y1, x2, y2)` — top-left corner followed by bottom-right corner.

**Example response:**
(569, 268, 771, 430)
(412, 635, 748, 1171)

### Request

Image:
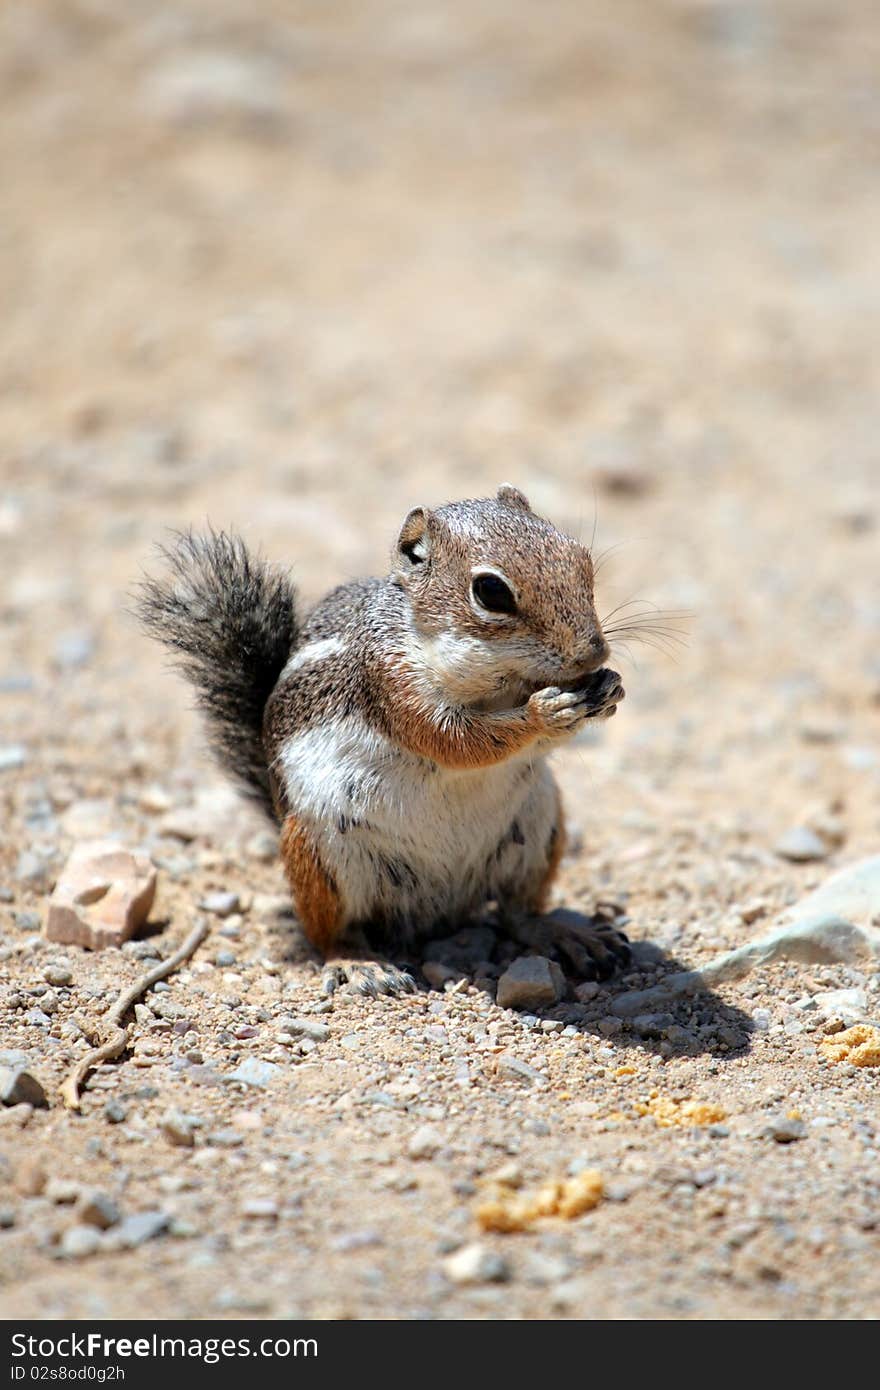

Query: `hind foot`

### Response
(321, 958, 416, 998)
(505, 907, 631, 982)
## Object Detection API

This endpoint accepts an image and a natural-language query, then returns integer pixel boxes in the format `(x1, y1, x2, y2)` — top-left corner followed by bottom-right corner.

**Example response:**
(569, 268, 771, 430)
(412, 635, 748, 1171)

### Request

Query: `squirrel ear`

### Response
(496, 484, 531, 512)
(396, 507, 433, 568)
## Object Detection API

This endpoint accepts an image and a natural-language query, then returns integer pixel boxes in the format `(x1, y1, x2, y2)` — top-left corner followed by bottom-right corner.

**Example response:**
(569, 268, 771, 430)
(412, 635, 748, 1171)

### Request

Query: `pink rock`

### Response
(45, 840, 157, 949)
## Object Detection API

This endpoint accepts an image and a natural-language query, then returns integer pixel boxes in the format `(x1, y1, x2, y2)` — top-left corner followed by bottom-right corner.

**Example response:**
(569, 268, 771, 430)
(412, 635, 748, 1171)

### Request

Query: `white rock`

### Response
(241, 1197, 278, 1220)
(161, 1110, 197, 1148)
(774, 826, 829, 862)
(407, 1125, 443, 1160)
(443, 1242, 510, 1285)
(200, 891, 240, 917)
(276, 1017, 329, 1042)
(611, 856, 880, 1016)
(227, 1058, 281, 1088)
(142, 53, 285, 133)
(59, 1224, 102, 1259)
(45, 841, 157, 950)
(813, 988, 868, 1025)
(0, 745, 27, 771)
(46, 1179, 81, 1205)
(159, 786, 248, 844)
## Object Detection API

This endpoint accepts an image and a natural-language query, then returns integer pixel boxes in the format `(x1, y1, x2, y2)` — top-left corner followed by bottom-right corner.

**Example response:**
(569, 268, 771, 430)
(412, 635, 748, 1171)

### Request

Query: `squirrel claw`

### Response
(321, 959, 416, 998)
(550, 914, 631, 980)
(504, 907, 631, 983)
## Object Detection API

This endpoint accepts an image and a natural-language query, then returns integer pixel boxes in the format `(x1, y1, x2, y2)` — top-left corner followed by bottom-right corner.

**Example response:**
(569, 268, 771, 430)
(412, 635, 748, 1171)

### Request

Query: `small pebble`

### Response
(77, 1190, 121, 1230)
(46, 1179, 81, 1205)
(0, 1067, 48, 1109)
(227, 1058, 281, 1088)
(241, 1198, 278, 1220)
(14, 853, 50, 891)
(59, 1224, 102, 1259)
(774, 827, 829, 863)
(276, 1017, 330, 1042)
(161, 1110, 198, 1148)
(443, 1242, 510, 1285)
(0, 745, 27, 772)
(112, 1211, 170, 1248)
(496, 956, 565, 1011)
(407, 1125, 443, 1160)
(43, 963, 73, 987)
(200, 892, 240, 917)
(765, 1116, 807, 1143)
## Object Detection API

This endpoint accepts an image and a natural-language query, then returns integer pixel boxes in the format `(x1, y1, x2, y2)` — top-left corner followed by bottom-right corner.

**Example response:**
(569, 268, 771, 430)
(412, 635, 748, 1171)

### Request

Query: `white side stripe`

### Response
(281, 637, 346, 677)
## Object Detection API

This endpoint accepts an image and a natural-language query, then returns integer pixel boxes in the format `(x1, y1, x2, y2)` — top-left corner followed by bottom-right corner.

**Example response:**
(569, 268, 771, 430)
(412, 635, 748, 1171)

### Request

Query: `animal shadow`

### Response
(264, 901, 753, 1060)
(411, 906, 754, 1061)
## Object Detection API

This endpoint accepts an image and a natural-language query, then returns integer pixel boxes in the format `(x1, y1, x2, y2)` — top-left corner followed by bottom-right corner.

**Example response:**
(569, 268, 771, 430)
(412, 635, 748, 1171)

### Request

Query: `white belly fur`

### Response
(277, 714, 554, 929)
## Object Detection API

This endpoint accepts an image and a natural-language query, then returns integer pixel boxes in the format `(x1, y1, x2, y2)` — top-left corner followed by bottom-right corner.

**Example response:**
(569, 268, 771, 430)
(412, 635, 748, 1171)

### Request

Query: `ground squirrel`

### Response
(138, 486, 630, 994)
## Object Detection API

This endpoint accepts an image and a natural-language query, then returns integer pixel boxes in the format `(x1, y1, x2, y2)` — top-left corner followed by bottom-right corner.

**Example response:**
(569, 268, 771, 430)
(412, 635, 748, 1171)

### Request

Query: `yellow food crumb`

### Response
(820, 1024, 880, 1068)
(476, 1170, 603, 1232)
(633, 1094, 726, 1128)
(614, 1066, 637, 1077)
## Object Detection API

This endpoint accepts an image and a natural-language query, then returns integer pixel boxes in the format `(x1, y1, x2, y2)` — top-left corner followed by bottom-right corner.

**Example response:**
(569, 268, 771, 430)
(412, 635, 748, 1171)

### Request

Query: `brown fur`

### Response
(279, 815, 344, 953)
(382, 659, 544, 769)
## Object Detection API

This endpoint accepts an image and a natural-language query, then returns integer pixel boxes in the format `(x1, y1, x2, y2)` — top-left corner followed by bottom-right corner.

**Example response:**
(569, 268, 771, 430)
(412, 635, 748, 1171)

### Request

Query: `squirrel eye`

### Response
(472, 573, 517, 615)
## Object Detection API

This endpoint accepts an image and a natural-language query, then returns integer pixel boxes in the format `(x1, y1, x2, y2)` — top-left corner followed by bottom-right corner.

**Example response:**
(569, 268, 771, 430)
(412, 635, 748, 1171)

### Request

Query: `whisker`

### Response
(592, 541, 628, 577)
(602, 596, 688, 624)
(609, 640, 640, 670)
(604, 622, 687, 642)
(605, 620, 687, 642)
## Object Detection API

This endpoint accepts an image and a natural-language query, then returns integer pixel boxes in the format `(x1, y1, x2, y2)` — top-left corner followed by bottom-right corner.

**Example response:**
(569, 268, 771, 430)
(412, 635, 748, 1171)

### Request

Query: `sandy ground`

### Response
(1, 0, 879, 1319)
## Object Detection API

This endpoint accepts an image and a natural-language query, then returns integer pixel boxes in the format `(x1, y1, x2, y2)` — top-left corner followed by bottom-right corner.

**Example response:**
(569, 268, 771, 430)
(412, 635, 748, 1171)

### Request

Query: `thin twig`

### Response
(59, 917, 211, 1112)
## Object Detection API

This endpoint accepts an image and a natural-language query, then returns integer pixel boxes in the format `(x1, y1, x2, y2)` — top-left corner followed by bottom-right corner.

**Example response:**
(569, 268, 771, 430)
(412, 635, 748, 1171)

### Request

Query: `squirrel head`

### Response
(392, 485, 609, 707)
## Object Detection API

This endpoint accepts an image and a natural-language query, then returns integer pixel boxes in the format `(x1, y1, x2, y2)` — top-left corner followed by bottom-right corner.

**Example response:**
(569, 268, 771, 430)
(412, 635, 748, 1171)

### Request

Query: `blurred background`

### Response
(1, 0, 878, 900)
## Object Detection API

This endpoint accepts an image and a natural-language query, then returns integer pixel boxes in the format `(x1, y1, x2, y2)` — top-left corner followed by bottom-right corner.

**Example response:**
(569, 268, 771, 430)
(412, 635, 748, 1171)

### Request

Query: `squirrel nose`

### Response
(574, 634, 610, 675)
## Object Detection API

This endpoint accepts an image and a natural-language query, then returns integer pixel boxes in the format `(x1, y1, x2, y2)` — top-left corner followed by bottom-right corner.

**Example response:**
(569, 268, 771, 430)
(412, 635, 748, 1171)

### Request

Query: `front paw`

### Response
(529, 669, 625, 735)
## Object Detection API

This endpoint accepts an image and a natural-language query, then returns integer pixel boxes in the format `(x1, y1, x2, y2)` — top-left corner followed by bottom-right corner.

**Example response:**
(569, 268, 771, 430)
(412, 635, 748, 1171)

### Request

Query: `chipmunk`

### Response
(138, 486, 630, 995)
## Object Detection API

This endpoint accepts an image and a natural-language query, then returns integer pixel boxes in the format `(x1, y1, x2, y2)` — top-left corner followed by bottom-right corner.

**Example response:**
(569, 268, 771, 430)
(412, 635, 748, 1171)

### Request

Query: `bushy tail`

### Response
(136, 529, 299, 819)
